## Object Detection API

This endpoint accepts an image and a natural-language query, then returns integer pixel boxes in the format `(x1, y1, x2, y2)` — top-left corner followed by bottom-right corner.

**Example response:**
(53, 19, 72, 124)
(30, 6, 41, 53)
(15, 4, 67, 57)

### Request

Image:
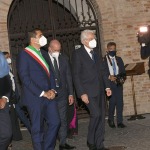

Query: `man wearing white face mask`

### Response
(41, 40, 75, 150)
(2, 52, 12, 70)
(72, 30, 112, 150)
(17, 29, 60, 150)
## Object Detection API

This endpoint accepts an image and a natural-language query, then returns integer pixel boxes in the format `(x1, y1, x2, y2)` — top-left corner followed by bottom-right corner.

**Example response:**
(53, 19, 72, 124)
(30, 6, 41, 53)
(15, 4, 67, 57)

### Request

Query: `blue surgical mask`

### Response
(108, 51, 116, 57)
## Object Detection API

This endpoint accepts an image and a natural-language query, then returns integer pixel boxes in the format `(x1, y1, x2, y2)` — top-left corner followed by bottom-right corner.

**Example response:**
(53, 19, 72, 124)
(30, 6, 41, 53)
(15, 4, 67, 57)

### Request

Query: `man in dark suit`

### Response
(72, 30, 112, 150)
(104, 42, 126, 128)
(141, 43, 150, 77)
(41, 40, 75, 150)
(0, 51, 12, 150)
(17, 29, 60, 150)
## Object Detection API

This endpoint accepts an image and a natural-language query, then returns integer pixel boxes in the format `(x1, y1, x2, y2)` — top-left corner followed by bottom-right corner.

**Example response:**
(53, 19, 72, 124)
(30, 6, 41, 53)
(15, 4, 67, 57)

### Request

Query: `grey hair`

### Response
(80, 29, 95, 43)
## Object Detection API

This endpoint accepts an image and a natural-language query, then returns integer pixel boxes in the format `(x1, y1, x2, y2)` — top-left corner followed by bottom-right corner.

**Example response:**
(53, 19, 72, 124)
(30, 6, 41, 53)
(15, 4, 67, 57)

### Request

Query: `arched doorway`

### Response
(7, 0, 101, 118)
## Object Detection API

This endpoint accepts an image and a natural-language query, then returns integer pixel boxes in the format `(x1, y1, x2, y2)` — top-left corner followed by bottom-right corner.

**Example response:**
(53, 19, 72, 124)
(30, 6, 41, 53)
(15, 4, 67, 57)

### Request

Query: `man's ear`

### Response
(31, 37, 35, 43)
(48, 47, 52, 53)
(82, 40, 88, 46)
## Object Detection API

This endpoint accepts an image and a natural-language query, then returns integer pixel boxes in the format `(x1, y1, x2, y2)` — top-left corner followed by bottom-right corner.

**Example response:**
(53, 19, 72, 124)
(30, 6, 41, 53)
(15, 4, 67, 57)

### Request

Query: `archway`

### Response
(7, 0, 101, 117)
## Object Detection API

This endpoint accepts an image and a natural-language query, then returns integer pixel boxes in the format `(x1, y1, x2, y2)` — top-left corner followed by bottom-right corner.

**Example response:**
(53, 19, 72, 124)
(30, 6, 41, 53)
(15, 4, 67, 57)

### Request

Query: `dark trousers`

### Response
(27, 99, 60, 150)
(108, 84, 123, 124)
(86, 93, 105, 149)
(0, 104, 12, 150)
(15, 102, 31, 132)
(57, 96, 68, 145)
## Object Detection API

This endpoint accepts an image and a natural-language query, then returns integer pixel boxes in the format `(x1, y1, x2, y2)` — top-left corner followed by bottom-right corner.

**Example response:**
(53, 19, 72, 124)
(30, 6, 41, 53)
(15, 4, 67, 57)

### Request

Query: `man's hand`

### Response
(43, 90, 55, 100)
(106, 89, 112, 97)
(81, 94, 89, 104)
(109, 75, 117, 82)
(0, 98, 7, 109)
(48, 90, 56, 99)
(68, 95, 74, 105)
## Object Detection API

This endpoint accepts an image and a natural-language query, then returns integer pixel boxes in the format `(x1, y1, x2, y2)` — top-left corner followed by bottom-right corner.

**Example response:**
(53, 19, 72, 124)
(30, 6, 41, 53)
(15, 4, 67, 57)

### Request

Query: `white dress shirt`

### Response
(106, 55, 119, 75)
(84, 45, 93, 59)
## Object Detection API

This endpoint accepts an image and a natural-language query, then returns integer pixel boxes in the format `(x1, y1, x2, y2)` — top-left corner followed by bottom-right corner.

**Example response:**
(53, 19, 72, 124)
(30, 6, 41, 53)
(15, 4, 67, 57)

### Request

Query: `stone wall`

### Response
(0, 0, 150, 116)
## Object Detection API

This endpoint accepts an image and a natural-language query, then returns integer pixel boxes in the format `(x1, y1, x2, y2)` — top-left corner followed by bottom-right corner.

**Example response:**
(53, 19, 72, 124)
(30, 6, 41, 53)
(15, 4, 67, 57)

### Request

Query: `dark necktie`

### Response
(90, 50, 95, 62)
(53, 57, 60, 87)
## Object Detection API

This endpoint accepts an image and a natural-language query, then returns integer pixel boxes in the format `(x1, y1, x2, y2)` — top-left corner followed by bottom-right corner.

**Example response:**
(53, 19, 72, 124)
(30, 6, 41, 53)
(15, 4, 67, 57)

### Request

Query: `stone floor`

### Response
(12, 114, 150, 150)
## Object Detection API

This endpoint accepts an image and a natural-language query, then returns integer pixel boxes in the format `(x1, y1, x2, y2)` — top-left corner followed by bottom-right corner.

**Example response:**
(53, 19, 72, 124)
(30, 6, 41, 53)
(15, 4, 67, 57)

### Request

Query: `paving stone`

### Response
(12, 114, 150, 150)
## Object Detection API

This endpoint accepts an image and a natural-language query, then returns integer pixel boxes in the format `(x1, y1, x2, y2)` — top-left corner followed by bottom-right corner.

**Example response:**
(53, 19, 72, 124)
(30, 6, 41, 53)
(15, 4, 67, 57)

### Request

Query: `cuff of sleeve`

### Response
(142, 43, 146, 47)
(2, 96, 9, 102)
(40, 91, 44, 97)
(51, 89, 57, 94)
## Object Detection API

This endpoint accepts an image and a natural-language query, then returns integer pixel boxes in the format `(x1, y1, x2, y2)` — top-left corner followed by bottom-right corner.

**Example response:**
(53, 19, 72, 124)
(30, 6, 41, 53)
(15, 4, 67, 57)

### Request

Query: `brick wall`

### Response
(0, 0, 12, 51)
(0, 0, 150, 116)
(94, 0, 150, 115)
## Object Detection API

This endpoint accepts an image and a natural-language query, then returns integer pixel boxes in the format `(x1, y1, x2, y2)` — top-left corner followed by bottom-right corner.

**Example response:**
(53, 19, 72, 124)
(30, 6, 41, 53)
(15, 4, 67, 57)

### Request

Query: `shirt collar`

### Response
(48, 52, 54, 60)
(84, 45, 93, 53)
(109, 55, 115, 59)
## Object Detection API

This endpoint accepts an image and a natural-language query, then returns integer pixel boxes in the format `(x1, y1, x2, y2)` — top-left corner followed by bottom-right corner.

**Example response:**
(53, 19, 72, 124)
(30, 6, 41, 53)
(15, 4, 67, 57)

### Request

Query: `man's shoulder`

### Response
(18, 49, 28, 57)
(60, 54, 70, 65)
(73, 45, 84, 54)
(116, 56, 122, 60)
(41, 49, 48, 55)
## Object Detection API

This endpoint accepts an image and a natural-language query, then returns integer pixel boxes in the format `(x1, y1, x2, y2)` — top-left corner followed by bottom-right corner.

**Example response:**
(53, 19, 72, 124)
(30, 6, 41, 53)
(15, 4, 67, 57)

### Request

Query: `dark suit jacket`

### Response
(103, 55, 126, 88)
(17, 50, 56, 106)
(141, 45, 150, 59)
(41, 50, 73, 98)
(141, 45, 150, 76)
(0, 74, 12, 99)
(71, 46, 110, 98)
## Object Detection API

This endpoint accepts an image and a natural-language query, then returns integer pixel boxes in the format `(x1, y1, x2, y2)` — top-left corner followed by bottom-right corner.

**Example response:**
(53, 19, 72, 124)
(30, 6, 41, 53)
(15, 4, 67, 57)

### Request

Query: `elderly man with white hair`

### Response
(72, 30, 112, 150)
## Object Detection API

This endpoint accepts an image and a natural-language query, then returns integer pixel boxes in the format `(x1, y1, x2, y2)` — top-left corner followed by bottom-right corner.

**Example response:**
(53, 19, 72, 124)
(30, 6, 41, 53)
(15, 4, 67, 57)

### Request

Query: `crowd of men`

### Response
(1, 29, 149, 150)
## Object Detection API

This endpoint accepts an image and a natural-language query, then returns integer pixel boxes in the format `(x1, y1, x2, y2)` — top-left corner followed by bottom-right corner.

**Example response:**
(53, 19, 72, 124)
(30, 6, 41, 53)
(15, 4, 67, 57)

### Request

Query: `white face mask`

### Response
(51, 52, 60, 58)
(7, 58, 12, 64)
(89, 39, 97, 49)
(38, 36, 47, 47)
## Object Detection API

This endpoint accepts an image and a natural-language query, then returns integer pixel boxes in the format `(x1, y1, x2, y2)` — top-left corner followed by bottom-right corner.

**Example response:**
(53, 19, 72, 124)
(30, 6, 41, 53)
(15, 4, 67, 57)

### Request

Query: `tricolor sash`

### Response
(25, 45, 50, 77)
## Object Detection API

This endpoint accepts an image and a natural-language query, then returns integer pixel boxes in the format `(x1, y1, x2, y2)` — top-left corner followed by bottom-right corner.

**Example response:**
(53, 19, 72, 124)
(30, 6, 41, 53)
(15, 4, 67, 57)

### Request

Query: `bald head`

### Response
(48, 40, 61, 53)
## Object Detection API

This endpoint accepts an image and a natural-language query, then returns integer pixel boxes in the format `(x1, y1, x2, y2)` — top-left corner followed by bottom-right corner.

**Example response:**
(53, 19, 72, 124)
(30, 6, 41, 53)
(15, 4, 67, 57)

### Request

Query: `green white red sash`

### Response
(25, 45, 50, 77)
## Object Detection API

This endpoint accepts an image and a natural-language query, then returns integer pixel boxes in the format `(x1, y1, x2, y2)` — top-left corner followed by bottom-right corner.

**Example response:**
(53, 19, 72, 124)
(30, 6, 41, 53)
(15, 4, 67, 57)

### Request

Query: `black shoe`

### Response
(97, 148, 109, 150)
(59, 143, 76, 150)
(107, 119, 116, 128)
(87, 141, 97, 150)
(117, 123, 126, 128)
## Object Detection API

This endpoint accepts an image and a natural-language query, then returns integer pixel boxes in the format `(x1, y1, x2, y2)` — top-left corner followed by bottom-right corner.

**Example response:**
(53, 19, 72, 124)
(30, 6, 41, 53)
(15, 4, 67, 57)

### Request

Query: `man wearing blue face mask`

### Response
(104, 42, 126, 129)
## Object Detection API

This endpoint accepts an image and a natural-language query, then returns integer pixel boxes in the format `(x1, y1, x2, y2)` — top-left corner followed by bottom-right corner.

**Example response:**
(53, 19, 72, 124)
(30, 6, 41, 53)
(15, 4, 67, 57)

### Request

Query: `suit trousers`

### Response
(27, 99, 60, 150)
(0, 104, 12, 150)
(108, 84, 123, 124)
(57, 97, 68, 145)
(86, 92, 105, 149)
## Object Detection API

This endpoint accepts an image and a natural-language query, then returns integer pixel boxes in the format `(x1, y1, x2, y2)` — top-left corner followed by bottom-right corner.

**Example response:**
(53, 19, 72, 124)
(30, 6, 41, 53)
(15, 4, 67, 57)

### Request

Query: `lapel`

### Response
(58, 54, 62, 73)
(40, 50, 55, 73)
(81, 46, 95, 63)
